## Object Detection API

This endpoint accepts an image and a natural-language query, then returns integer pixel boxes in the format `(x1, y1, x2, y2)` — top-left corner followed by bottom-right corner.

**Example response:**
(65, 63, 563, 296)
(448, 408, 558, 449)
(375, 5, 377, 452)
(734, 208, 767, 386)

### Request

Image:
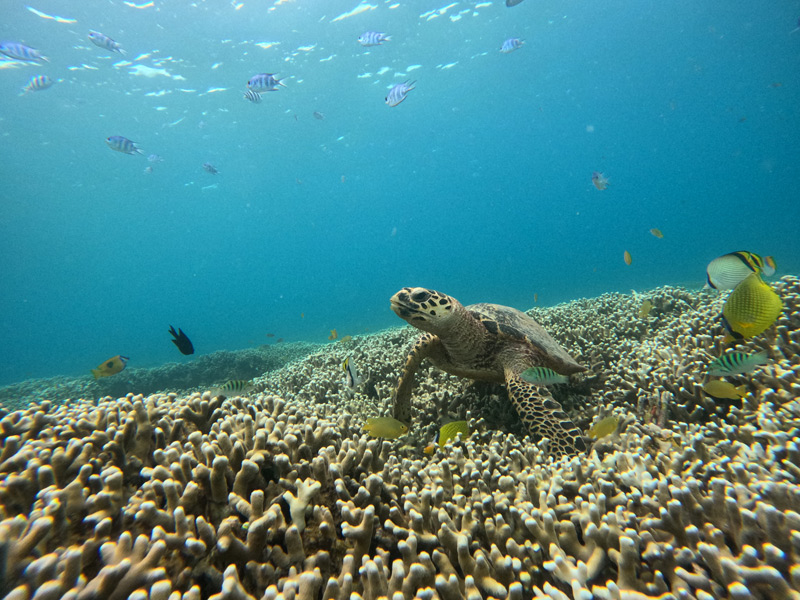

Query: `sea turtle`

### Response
(390, 287, 587, 457)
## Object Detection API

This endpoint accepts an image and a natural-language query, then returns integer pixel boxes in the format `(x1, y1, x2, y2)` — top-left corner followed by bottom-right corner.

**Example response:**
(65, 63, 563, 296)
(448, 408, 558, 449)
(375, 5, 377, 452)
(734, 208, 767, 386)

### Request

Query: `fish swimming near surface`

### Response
(649, 228, 664, 239)
(247, 73, 285, 93)
(343, 356, 362, 388)
(706, 251, 776, 290)
(363, 417, 408, 439)
(385, 80, 416, 107)
(623, 250, 632, 265)
(20, 75, 55, 94)
(243, 88, 262, 103)
(703, 380, 747, 400)
(639, 299, 653, 319)
(358, 31, 391, 46)
(88, 31, 125, 54)
(506, 0, 526, 6)
(202, 162, 218, 174)
(424, 420, 470, 454)
(520, 366, 568, 385)
(168, 325, 194, 355)
(707, 350, 768, 377)
(722, 272, 783, 340)
(147, 154, 163, 163)
(106, 135, 143, 155)
(210, 380, 261, 397)
(500, 38, 524, 53)
(591, 171, 609, 190)
(92, 355, 129, 379)
(0, 41, 47, 62)
(587, 415, 618, 439)
(313, 111, 325, 120)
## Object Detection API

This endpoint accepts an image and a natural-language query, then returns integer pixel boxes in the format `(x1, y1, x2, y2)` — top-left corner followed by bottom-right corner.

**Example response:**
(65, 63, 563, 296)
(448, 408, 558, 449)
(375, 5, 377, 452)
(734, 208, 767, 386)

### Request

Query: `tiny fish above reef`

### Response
(328, 329, 338, 340)
(500, 38, 524, 53)
(20, 75, 55, 94)
(0, 41, 47, 62)
(639, 299, 653, 319)
(587, 415, 618, 439)
(247, 73, 285, 93)
(623, 250, 632, 265)
(92, 355, 129, 379)
(424, 420, 470, 454)
(202, 162, 218, 174)
(703, 380, 747, 400)
(708, 350, 768, 377)
(106, 135, 142, 155)
(385, 80, 415, 107)
(591, 171, 609, 190)
(358, 31, 391, 46)
(649, 228, 664, 239)
(520, 366, 568, 385)
(168, 325, 194, 355)
(88, 31, 125, 54)
(243, 88, 262, 103)
(343, 356, 362, 388)
(363, 417, 408, 439)
(210, 380, 260, 397)
(706, 251, 776, 290)
(722, 272, 783, 340)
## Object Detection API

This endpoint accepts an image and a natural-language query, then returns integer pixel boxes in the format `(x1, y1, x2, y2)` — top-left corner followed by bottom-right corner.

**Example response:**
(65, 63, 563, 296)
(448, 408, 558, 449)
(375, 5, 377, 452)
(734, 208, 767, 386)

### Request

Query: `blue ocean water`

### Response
(1, 0, 799, 386)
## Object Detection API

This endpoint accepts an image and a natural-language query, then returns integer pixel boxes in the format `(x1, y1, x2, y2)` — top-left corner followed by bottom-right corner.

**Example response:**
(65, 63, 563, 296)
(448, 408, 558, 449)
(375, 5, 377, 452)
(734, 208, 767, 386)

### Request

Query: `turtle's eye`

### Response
(411, 290, 430, 303)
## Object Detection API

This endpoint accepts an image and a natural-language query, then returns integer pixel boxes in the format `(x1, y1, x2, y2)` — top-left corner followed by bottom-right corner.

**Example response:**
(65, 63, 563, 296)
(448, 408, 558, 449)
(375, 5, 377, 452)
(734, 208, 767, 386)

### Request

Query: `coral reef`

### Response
(0, 277, 797, 599)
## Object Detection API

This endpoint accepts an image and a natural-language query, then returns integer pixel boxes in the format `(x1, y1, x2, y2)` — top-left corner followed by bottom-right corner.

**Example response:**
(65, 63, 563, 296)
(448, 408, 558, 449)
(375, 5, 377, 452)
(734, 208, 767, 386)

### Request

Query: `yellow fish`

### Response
(649, 228, 664, 239)
(328, 328, 338, 340)
(639, 299, 653, 319)
(91, 355, 129, 379)
(423, 420, 470, 454)
(722, 272, 783, 340)
(587, 415, 618, 439)
(703, 380, 747, 400)
(339, 335, 353, 343)
(623, 250, 632, 266)
(363, 417, 408, 439)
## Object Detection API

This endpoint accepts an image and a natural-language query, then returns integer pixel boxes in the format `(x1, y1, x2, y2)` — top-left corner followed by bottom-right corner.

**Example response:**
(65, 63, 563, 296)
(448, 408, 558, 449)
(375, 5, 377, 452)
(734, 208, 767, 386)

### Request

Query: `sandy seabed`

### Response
(0, 277, 798, 600)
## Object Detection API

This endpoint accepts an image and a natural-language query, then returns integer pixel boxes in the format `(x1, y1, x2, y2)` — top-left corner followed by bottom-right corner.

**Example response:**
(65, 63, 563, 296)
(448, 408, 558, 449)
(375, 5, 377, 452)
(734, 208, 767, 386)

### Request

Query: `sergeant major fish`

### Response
(247, 73, 285, 93)
(243, 88, 262, 103)
(520, 366, 568, 385)
(21, 75, 55, 94)
(0, 41, 47, 62)
(707, 350, 768, 377)
(358, 31, 391, 46)
(500, 38, 524, 53)
(385, 80, 415, 107)
(88, 31, 125, 54)
(106, 135, 143, 155)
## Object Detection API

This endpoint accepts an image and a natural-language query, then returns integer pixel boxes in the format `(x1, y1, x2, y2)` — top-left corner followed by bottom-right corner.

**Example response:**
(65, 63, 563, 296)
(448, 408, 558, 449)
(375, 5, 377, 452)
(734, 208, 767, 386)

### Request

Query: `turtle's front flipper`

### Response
(505, 373, 586, 458)
(393, 333, 441, 425)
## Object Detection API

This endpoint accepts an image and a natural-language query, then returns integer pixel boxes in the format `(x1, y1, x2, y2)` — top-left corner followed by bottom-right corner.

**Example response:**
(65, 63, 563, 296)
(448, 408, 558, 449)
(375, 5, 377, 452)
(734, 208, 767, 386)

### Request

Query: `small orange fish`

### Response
(623, 250, 632, 265)
(591, 171, 609, 190)
(649, 228, 663, 239)
(329, 329, 338, 340)
(300, 312, 304, 319)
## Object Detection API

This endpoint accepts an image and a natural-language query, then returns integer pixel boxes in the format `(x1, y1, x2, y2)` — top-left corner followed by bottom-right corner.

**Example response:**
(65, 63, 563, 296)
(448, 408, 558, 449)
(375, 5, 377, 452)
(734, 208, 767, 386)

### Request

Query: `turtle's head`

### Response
(390, 287, 460, 333)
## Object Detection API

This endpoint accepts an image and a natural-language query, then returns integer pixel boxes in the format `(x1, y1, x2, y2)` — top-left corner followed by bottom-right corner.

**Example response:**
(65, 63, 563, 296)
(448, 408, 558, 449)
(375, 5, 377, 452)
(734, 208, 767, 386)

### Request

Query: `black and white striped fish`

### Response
(707, 351, 768, 377)
(0, 41, 47, 62)
(210, 379, 263, 397)
(243, 88, 262, 103)
(247, 73, 285, 93)
(385, 80, 415, 107)
(358, 31, 391, 47)
(21, 75, 55, 94)
(88, 31, 125, 54)
(106, 135, 143, 155)
(500, 38, 524, 53)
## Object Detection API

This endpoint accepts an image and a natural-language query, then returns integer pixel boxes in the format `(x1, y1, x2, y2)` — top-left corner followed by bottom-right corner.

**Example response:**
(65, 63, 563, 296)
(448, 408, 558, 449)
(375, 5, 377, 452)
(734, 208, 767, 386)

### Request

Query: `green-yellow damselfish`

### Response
(722, 272, 783, 340)
(363, 417, 408, 439)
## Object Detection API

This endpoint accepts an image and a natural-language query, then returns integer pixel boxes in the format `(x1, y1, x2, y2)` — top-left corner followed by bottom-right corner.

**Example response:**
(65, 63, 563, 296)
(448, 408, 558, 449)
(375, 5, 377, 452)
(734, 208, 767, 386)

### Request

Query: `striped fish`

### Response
(706, 251, 776, 290)
(88, 31, 125, 54)
(708, 351, 768, 377)
(247, 73, 285, 93)
(385, 80, 415, 107)
(211, 380, 262, 397)
(358, 31, 391, 47)
(520, 367, 569, 385)
(500, 38, 524, 53)
(243, 88, 262, 103)
(0, 41, 47, 62)
(21, 75, 55, 94)
(106, 135, 143, 155)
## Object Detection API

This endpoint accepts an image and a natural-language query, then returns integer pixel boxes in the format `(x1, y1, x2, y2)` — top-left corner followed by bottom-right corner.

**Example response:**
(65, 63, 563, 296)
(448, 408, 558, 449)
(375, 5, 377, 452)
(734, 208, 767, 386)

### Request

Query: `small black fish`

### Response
(169, 325, 194, 355)
(506, 0, 525, 5)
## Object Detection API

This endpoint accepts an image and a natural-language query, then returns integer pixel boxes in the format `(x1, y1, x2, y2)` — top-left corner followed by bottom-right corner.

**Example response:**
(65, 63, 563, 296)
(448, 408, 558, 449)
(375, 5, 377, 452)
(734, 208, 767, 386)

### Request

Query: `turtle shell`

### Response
(467, 302, 584, 374)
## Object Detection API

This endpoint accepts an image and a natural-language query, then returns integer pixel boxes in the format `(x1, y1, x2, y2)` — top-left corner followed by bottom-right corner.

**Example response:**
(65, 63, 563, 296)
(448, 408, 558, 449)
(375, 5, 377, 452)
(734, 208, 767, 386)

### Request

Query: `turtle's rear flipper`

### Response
(505, 374, 586, 458)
